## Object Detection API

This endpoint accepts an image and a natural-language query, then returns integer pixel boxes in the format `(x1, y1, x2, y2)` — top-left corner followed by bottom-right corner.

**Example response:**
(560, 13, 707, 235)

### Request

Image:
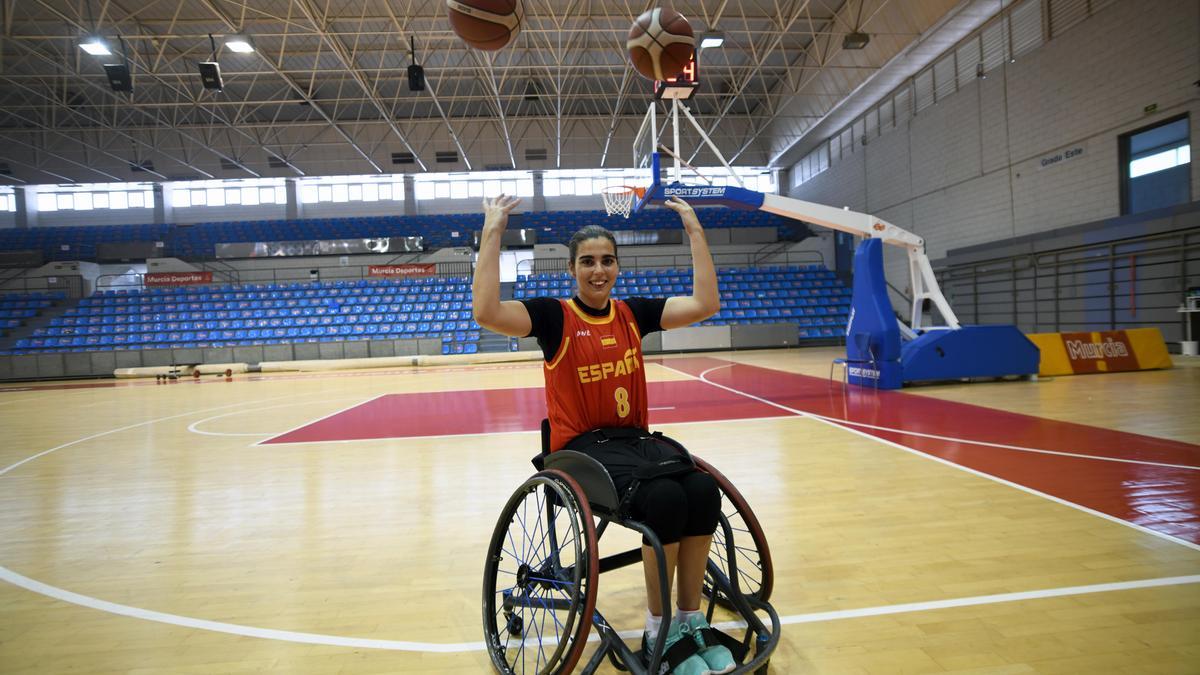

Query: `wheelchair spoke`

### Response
(485, 473, 597, 675)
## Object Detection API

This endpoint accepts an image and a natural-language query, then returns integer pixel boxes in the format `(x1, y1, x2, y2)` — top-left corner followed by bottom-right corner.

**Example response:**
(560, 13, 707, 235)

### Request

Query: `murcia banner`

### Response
(1027, 328, 1172, 376)
(144, 271, 213, 287)
(368, 264, 436, 278)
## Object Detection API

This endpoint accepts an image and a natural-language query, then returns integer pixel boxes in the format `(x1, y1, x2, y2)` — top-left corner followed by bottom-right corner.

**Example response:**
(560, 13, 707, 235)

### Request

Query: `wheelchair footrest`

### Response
(634, 625, 751, 673)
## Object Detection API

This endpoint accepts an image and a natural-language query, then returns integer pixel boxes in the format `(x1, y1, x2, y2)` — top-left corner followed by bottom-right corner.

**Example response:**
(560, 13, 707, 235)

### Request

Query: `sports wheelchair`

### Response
(483, 421, 781, 674)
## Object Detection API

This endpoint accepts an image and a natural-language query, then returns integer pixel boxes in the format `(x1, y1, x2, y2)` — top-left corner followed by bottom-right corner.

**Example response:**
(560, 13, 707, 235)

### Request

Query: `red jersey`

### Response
(544, 299, 648, 451)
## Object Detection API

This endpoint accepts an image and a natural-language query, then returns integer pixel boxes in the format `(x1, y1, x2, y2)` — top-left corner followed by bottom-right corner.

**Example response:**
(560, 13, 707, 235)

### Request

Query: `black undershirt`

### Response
(521, 296, 667, 361)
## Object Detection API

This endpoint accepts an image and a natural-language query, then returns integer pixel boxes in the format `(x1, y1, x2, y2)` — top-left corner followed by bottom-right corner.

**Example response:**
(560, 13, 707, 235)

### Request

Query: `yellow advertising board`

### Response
(1027, 328, 1173, 376)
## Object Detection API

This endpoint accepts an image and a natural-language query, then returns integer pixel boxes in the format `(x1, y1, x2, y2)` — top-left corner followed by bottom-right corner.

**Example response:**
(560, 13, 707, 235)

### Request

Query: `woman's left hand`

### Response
(662, 195, 702, 236)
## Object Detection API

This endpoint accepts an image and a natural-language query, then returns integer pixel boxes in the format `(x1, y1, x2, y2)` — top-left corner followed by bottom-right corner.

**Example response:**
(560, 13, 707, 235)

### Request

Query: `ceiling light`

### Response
(80, 37, 111, 56)
(224, 34, 254, 53)
(700, 32, 725, 49)
(842, 32, 870, 50)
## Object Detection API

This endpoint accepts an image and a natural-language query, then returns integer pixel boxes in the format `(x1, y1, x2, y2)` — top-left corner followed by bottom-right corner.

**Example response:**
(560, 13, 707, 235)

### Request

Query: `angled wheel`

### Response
(483, 470, 599, 675)
(694, 457, 774, 605)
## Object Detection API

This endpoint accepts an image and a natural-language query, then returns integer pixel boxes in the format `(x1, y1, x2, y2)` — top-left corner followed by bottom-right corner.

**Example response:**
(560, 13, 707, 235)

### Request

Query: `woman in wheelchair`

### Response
(472, 194, 736, 674)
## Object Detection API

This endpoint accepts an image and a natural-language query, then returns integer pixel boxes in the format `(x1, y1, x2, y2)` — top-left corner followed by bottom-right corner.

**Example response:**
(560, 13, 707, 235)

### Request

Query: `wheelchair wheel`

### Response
(483, 470, 599, 675)
(694, 457, 774, 605)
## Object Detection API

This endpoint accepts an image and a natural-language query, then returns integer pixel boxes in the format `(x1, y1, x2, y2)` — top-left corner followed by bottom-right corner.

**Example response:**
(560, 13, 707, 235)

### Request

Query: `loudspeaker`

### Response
(103, 63, 132, 92)
(407, 64, 425, 92)
(198, 61, 223, 91)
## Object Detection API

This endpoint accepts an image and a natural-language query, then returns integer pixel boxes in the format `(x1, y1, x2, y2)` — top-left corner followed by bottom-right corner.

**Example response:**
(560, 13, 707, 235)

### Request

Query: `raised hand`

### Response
(482, 194, 522, 231)
(662, 195, 702, 236)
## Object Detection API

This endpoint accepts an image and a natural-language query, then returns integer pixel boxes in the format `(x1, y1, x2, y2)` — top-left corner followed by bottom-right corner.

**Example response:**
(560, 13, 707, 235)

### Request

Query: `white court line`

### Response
(664, 363, 1200, 553)
(0, 391, 312, 478)
(823, 414, 1199, 471)
(187, 396, 370, 437)
(256, 428, 538, 447)
(3, 371, 1198, 652)
(1, 562, 1194, 653)
(254, 393, 387, 446)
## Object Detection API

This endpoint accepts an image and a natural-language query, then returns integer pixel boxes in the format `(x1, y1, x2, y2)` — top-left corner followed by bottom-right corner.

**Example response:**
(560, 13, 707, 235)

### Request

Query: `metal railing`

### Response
(936, 226, 1200, 344)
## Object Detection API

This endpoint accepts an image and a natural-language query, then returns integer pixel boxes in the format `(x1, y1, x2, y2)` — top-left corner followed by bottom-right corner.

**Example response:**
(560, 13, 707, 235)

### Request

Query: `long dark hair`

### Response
(567, 225, 618, 263)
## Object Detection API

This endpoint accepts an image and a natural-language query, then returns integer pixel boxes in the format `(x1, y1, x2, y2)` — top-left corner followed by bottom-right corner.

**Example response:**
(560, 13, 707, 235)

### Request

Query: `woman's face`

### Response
(569, 237, 619, 309)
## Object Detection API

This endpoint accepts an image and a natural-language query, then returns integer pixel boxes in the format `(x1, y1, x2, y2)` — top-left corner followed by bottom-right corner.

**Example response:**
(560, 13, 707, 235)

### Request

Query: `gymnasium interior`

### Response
(1, 1, 1197, 673)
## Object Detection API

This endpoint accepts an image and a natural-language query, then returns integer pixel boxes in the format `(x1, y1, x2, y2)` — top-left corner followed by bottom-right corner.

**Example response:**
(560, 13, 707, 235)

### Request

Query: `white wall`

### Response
(788, 0, 1200, 297)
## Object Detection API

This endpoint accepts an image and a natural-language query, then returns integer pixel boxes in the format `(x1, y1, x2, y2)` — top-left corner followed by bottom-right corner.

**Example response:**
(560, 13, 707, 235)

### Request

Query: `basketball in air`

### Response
(446, 0, 523, 51)
(626, 7, 695, 81)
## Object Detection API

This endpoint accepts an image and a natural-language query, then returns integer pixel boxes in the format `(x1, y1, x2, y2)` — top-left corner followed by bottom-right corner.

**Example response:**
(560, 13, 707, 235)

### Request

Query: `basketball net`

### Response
(601, 185, 645, 218)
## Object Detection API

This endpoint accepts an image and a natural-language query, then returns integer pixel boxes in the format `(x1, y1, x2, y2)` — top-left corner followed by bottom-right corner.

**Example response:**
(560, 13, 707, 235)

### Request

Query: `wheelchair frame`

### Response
(482, 422, 781, 674)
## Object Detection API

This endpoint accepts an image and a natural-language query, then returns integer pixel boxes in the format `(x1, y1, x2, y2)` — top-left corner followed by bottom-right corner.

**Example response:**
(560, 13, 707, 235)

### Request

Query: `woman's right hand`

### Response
(483, 194, 522, 231)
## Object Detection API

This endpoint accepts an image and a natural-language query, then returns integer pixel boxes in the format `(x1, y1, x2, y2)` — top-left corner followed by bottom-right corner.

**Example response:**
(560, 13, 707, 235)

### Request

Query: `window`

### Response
(331, 184, 348, 202)
(1009, 0, 1043, 60)
(1120, 115, 1191, 215)
(450, 182, 468, 199)
(1130, 146, 1190, 178)
(73, 193, 93, 210)
(110, 191, 128, 209)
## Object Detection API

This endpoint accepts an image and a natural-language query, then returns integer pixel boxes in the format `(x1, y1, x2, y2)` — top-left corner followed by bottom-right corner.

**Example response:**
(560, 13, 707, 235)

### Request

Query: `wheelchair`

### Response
(483, 421, 781, 674)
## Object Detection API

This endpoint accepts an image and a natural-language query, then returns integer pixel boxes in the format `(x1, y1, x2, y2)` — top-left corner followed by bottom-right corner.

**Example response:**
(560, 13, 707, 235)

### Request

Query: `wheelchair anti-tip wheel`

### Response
(694, 457, 774, 606)
(483, 470, 599, 675)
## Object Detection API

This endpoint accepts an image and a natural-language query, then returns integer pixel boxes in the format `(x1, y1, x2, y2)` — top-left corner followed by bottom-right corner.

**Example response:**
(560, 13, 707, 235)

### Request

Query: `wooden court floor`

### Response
(1, 347, 1198, 674)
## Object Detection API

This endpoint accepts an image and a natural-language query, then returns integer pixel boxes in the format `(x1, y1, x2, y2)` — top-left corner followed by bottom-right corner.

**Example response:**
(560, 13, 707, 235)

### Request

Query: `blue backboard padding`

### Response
(641, 182, 765, 211)
(901, 325, 1040, 382)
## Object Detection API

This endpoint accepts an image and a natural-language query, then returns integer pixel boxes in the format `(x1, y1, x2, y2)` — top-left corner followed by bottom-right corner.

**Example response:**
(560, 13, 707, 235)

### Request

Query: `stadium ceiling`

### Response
(0, 0, 965, 185)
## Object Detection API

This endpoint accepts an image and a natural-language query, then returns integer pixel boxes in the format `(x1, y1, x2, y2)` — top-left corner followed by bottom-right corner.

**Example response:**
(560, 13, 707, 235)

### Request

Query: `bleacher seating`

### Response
(1, 266, 845, 355)
(0, 224, 172, 261)
(0, 290, 65, 338)
(514, 264, 850, 341)
(0, 209, 800, 261)
(4, 279, 480, 355)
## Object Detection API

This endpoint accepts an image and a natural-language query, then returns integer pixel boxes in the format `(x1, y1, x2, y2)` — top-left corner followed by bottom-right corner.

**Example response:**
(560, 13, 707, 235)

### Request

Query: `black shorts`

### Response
(563, 427, 689, 496)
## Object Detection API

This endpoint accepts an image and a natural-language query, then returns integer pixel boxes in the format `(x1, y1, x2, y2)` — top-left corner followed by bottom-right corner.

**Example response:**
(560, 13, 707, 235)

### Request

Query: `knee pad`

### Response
(680, 471, 721, 537)
(631, 478, 688, 545)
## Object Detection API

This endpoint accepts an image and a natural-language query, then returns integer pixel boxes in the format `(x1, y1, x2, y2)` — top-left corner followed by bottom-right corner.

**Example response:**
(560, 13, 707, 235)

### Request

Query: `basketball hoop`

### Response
(601, 185, 645, 218)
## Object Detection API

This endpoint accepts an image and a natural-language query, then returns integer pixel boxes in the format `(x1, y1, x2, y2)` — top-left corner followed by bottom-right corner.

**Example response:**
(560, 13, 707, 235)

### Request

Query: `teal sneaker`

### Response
(643, 619, 710, 675)
(681, 612, 737, 674)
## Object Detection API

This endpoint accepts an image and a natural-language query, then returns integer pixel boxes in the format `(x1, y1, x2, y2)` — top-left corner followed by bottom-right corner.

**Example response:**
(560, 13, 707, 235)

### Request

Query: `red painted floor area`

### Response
(262, 379, 791, 444)
(260, 356, 1199, 545)
(661, 357, 1200, 545)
